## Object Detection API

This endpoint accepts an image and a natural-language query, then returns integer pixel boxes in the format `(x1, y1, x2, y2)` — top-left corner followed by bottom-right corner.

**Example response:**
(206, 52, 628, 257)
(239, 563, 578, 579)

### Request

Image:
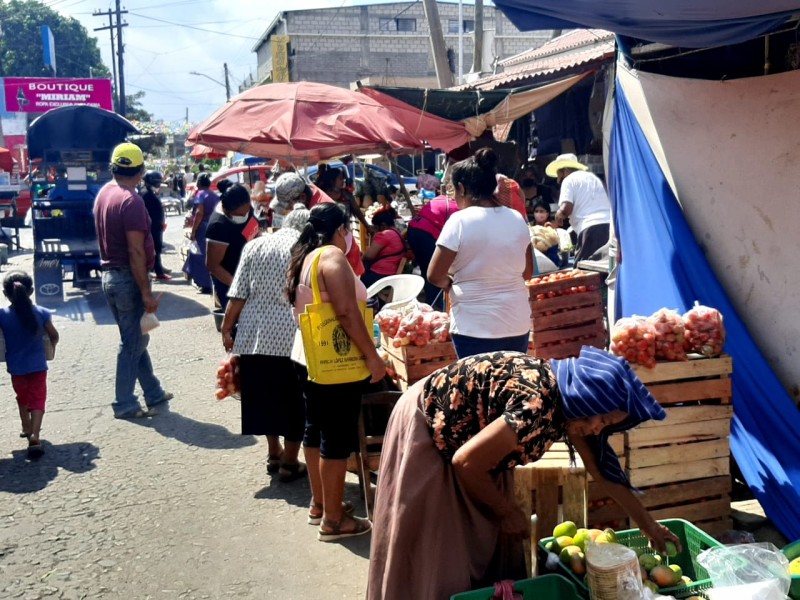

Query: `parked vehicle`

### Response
(303, 161, 417, 192)
(26, 105, 139, 305)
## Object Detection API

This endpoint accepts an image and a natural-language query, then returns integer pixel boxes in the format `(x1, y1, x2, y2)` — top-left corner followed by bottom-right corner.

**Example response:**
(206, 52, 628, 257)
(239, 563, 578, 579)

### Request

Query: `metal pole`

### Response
(224, 63, 231, 101)
(458, 0, 463, 84)
(108, 13, 118, 104)
(116, 0, 126, 117)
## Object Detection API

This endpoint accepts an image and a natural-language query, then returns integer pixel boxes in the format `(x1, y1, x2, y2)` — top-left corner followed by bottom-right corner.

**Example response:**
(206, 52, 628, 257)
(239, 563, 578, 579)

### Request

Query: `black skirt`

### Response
(239, 355, 305, 441)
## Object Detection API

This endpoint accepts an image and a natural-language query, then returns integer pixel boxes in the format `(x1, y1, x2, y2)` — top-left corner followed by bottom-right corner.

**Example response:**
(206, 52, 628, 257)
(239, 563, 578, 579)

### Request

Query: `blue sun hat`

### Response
(550, 346, 666, 489)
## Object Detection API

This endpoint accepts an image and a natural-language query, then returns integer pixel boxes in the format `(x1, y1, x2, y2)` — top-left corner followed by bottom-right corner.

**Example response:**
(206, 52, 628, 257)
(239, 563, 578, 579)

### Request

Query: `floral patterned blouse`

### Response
(422, 351, 566, 471)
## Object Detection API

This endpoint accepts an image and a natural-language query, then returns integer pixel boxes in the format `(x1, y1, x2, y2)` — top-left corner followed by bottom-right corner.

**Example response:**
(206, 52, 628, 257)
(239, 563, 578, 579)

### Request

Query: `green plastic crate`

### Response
(781, 539, 800, 600)
(450, 574, 582, 600)
(537, 519, 722, 599)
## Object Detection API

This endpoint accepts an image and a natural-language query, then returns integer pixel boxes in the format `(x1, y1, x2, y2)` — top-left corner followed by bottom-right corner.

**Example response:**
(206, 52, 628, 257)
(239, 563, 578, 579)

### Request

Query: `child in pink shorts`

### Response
(0, 271, 59, 458)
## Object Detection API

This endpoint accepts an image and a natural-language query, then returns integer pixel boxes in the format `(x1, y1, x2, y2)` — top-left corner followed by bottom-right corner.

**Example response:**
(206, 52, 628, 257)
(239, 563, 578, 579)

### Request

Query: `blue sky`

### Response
(58, 0, 477, 125)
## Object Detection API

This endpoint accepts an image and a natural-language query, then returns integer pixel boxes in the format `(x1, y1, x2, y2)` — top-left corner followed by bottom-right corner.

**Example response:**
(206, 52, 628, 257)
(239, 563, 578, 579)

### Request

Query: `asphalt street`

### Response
(0, 215, 371, 599)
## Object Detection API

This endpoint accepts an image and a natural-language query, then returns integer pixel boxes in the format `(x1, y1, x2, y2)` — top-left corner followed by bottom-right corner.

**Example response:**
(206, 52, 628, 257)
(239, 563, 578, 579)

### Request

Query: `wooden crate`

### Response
(588, 355, 733, 536)
(380, 333, 456, 390)
(526, 270, 606, 359)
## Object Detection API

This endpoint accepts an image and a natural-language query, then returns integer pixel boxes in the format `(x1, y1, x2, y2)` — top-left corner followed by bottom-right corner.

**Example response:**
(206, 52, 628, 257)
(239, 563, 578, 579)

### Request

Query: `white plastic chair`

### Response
(366, 274, 425, 310)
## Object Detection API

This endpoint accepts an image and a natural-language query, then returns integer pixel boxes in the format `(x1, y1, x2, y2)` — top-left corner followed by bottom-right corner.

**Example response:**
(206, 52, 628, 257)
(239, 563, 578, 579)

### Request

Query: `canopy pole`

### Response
(389, 156, 417, 218)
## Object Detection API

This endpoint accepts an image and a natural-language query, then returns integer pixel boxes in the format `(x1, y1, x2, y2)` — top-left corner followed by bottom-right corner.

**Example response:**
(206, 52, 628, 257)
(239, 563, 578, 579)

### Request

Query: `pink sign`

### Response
(4, 77, 113, 113)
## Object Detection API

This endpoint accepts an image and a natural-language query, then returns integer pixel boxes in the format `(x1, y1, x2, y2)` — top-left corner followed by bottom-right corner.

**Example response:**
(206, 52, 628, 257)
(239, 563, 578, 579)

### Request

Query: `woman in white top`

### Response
(428, 148, 533, 358)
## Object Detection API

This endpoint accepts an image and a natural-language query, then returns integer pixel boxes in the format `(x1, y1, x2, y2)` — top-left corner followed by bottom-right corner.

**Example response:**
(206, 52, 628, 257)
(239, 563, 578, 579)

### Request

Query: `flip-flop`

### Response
(278, 462, 308, 483)
(27, 440, 44, 459)
(19, 432, 30, 439)
(318, 515, 372, 542)
(308, 501, 355, 526)
(115, 408, 157, 420)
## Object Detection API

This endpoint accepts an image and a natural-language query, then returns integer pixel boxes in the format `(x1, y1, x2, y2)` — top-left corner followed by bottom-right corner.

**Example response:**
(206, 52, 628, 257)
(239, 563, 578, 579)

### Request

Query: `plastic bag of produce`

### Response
(375, 307, 403, 338)
(215, 353, 240, 400)
(610, 317, 657, 368)
(377, 302, 450, 346)
(647, 308, 687, 362)
(683, 302, 725, 357)
(698, 543, 789, 600)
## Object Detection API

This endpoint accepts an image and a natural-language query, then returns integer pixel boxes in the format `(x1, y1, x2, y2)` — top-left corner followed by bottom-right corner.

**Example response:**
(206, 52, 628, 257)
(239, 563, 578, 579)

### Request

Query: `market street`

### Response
(0, 217, 370, 600)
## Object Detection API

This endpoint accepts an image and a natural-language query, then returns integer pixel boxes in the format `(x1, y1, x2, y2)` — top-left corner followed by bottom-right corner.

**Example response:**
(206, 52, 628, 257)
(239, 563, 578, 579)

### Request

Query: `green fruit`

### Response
(650, 565, 680, 588)
(594, 532, 612, 544)
(639, 553, 658, 572)
(603, 527, 618, 544)
(544, 540, 556, 553)
(559, 545, 583, 565)
(573, 530, 591, 551)
(553, 520, 578, 539)
(669, 564, 683, 579)
(790, 556, 800, 575)
(680, 575, 693, 586)
(555, 535, 574, 552)
(664, 540, 678, 558)
(643, 581, 659, 593)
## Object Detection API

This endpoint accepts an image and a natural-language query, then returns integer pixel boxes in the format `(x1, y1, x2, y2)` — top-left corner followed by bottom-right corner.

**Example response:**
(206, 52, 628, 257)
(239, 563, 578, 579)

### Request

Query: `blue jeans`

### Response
(102, 269, 165, 417)
(451, 332, 530, 360)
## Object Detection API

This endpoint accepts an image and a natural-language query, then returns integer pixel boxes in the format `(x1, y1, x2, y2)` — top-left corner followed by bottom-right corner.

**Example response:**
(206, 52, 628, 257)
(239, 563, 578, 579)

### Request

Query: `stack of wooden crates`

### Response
(588, 354, 734, 535)
(526, 270, 606, 359)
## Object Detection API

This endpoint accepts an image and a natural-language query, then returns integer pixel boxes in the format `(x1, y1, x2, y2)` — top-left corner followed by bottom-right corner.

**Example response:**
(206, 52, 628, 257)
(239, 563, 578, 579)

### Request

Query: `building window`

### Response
(379, 18, 396, 31)
(447, 19, 475, 33)
(396, 18, 416, 32)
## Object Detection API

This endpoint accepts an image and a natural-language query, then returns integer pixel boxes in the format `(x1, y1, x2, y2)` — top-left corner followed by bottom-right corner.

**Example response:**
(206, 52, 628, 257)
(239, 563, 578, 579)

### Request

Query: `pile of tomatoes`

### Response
(215, 354, 241, 400)
(527, 269, 599, 301)
(375, 303, 450, 347)
(649, 308, 687, 361)
(610, 317, 658, 368)
(683, 303, 725, 357)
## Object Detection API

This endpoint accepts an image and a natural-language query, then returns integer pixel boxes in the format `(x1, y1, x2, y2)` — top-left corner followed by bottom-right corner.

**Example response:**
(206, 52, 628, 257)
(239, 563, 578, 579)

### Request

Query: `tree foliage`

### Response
(0, 0, 110, 79)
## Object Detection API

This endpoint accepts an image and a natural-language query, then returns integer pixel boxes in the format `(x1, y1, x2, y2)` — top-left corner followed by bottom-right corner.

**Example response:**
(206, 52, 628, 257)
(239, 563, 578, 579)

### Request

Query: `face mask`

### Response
(230, 212, 249, 225)
(344, 230, 354, 253)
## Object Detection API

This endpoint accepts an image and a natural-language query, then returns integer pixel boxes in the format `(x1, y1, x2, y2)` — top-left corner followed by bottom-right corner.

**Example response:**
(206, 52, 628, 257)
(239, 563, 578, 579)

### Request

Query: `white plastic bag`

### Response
(698, 543, 789, 600)
(188, 240, 201, 255)
(140, 312, 160, 334)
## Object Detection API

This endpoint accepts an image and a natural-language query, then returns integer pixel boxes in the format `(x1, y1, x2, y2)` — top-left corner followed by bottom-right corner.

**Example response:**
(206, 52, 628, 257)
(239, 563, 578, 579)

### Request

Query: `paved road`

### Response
(0, 216, 370, 599)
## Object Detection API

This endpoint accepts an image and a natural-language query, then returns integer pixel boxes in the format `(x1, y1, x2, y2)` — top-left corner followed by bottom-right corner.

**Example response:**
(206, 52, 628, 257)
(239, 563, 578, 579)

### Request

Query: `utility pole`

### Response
(223, 62, 231, 101)
(471, 0, 484, 75)
(93, 2, 128, 116)
(422, 0, 454, 88)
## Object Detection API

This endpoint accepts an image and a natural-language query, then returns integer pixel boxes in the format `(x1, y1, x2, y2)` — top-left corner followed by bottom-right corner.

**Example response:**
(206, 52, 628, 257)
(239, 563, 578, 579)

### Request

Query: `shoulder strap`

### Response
(309, 249, 324, 304)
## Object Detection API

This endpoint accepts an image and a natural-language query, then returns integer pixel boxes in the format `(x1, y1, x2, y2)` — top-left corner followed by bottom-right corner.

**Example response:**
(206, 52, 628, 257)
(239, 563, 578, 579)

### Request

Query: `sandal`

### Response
(27, 438, 44, 459)
(278, 462, 307, 483)
(308, 501, 356, 526)
(19, 431, 30, 439)
(318, 514, 372, 542)
(115, 408, 157, 420)
(266, 454, 283, 474)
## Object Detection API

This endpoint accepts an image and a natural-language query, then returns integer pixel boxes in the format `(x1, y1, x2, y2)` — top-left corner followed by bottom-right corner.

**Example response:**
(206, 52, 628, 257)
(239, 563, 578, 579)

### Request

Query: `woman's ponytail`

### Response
(3, 272, 38, 333)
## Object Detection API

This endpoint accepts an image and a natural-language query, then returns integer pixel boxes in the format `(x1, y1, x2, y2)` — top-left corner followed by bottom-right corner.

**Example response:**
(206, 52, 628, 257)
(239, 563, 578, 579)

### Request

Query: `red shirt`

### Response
(307, 183, 365, 276)
(93, 181, 155, 269)
(408, 196, 459, 239)
(495, 175, 528, 221)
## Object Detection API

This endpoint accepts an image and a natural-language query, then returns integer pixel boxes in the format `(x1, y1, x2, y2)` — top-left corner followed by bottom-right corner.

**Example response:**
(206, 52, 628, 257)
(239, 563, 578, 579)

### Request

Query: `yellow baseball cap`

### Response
(111, 142, 144, 168)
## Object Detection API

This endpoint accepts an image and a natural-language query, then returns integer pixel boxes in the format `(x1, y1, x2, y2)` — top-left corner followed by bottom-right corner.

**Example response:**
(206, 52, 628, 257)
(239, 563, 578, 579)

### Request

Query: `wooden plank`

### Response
(530, 289, 603, 313)
(639, 476, 732, 509)
(513, 466, 534, 578)
(632, 355, 732, 384)
(629, 456, 730, 487)
(534, 468, 562, 547)
(405, 357, 454, 382)
(532, 303, 604, 330)
(562, 471, 588, 529)
(699, 518, 733, 537)
(530, 335, 605, 360)
(627, 418, 730, 448)
(627, 439, 729, 469)
(532, 321, 605, 345)
(648, 497, 730, 523)
(647, 378, 732, 405)
(526, 270, 603, 295)
(638, 405, 733, 429)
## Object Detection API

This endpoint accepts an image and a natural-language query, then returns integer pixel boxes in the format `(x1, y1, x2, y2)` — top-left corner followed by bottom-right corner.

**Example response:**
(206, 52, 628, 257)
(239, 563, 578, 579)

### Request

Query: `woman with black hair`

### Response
(427, 148, 534, 358)
(360, 207, 405, 288)
(286, 202, 385, 542)
(183, 172, 217, 294)
(142, 170, 170, 280)
(0, 271, 59, 458)
(205, 183, 259, 309)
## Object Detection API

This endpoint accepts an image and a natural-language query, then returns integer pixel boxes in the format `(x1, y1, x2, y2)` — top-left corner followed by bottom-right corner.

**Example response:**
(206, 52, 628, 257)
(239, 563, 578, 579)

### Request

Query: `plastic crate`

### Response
(450, 574, 581, 600)
(782, 539, 800, 600)
(537, 519, 722, 599)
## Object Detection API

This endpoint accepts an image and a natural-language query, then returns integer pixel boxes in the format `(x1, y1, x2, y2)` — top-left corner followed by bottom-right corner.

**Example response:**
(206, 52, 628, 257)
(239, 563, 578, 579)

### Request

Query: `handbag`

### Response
(298, 250, 372, 384)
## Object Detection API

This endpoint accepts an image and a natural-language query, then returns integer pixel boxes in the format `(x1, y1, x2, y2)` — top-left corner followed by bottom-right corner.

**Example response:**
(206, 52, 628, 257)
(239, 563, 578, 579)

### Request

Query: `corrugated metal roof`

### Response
(457, 29, 615, 91)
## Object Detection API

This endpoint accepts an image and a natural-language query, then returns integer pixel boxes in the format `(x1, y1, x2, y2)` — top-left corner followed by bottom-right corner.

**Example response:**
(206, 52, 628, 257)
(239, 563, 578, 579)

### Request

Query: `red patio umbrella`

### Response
(188, 82, 465, 163)
(0, 147, 15, 172)
(188, 143, 227, 160)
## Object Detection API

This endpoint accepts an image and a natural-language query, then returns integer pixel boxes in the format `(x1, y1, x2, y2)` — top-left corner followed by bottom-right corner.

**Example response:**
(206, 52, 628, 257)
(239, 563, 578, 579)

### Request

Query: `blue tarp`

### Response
(609, 83, 800, 540)
(492, 0, 800, 48)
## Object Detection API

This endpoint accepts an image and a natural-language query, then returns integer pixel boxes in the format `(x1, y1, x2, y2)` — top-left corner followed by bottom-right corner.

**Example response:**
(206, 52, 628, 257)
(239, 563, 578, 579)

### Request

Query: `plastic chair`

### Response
(365, 274, 424, 310)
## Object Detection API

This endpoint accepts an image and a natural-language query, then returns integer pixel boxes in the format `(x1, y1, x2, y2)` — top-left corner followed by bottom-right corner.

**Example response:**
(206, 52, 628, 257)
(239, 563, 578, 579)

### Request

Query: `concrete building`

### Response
(253, 2, 552, 89)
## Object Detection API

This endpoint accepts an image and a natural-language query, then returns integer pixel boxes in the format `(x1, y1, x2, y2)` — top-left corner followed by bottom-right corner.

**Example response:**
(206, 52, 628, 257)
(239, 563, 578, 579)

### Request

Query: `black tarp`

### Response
(360, 86, 512, 121)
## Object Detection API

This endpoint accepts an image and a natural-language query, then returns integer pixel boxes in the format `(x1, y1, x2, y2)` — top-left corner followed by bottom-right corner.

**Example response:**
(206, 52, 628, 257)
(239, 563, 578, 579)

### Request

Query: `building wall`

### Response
(255, 2, 550, 87)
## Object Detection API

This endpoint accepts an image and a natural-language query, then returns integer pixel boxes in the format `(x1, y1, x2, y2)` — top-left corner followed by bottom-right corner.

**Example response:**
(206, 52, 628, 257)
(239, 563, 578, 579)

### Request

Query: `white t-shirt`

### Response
(437, 206, 531, 338)
(184, 171, 195, 184)
(559, 170, 611, 234)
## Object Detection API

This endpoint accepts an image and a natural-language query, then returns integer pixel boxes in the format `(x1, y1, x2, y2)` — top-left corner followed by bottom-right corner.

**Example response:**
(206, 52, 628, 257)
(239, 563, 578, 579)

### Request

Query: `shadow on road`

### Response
(0, 441, 99, 494)
(130, 403, 258, 450)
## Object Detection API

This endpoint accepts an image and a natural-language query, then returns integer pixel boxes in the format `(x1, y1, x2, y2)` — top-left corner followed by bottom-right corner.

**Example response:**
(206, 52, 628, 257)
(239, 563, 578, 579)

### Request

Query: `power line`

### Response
(93, 1, 128, 115)
(127, 12, 260, 40)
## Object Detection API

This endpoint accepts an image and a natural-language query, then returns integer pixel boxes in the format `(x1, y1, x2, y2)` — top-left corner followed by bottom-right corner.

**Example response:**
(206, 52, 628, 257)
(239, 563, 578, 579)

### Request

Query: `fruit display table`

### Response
(588, 354, 733, 535)
(526, 270, 606, 359)
(379, 333, 457, 390)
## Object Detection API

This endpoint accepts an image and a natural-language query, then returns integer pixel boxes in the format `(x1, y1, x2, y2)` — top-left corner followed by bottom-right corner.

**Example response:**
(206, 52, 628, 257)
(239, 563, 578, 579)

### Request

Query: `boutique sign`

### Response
(3, 77, 113, 113)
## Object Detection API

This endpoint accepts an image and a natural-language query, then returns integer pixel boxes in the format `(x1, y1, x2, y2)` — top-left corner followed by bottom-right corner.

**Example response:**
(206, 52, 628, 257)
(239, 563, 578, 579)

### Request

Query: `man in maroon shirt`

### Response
(94, 143, 172, 419)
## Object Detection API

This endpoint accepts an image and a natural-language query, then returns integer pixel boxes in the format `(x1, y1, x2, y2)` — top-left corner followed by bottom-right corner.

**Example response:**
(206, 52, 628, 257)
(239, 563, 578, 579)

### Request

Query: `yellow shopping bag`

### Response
(299, 250, 372, 384)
